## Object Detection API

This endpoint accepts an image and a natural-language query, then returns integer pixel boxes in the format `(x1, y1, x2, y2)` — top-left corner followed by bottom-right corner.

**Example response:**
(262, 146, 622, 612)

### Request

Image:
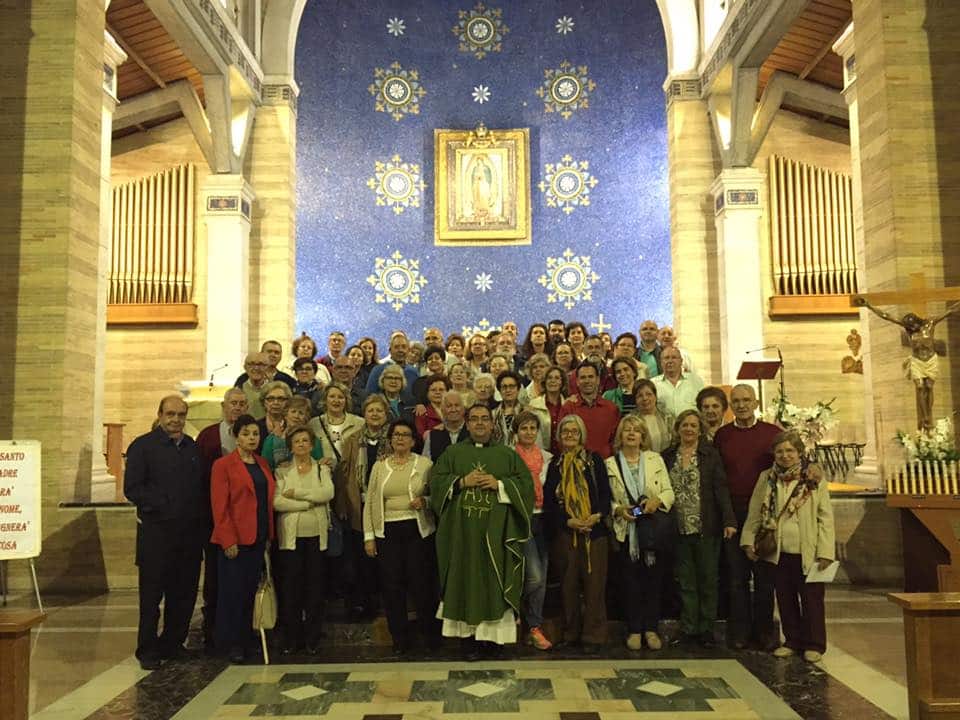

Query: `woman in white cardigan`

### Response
(606, 414, 675, 651)
(362, 418, 438, 655)
(273, 425, 335, 655)
(741, 431, 834, 663)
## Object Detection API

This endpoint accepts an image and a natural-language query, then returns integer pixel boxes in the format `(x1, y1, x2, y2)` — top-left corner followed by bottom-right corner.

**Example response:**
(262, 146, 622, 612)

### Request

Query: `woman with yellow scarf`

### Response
(543, 414, 612, 654)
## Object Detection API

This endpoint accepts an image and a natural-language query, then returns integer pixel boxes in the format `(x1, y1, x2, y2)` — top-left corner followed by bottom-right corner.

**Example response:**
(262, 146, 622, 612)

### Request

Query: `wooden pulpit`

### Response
(886, 462, 960, 592)
(0, 609, 45, 720)
(889, 593, 960, 720)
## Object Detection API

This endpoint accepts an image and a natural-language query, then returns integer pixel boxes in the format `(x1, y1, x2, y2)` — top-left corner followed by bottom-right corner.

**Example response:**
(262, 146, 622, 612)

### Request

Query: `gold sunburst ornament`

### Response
(453, 3, 509, 59)
(367, 155, 426, 215)
(369, 62, 427, 121)
(536, 61, 596, 120)
(538, 155, 599, 215)
(367, 251, 428, 311)
(538, 248, 600, 310)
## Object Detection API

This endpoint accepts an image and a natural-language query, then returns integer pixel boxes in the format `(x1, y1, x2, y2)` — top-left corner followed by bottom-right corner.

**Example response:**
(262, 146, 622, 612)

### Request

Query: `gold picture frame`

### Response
(434, 124, 531, 246)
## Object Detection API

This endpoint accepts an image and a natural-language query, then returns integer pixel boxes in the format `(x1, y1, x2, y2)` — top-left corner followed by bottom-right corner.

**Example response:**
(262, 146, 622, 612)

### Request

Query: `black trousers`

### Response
(201, 541, 219, 646)
(135, 520, 204, 661)
(343, 528, 380, 612)
(775, 553, 827, 653)
(277, 537, 326, 649)
(725, 506, 776, 646)
(623, 551, 666, 634)
(376, 520, 439, 647)
(215, 542, 265, 653)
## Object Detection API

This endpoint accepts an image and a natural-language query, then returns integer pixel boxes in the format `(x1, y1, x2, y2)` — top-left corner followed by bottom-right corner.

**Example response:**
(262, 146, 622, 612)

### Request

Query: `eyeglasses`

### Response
(560, 428, 581, 436)
(265, 396, 288, 402)
(500, 383, 518, 390)
(468, 416, 492, 423)
(391, 432, 413, 439)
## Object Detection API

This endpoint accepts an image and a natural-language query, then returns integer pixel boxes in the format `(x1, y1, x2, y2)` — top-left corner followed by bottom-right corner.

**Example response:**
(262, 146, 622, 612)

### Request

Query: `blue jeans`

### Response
(522, 515, 549, 628)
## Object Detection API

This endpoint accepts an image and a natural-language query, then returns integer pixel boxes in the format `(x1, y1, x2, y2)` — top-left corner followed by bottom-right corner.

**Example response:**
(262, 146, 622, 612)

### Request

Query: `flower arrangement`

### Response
(895, 417, 960, 463)
(763, 394, 838, 454)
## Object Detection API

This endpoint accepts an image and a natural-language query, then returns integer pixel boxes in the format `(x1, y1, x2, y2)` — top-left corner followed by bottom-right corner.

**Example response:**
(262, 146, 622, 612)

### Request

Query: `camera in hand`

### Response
(630, 497, 649, 518)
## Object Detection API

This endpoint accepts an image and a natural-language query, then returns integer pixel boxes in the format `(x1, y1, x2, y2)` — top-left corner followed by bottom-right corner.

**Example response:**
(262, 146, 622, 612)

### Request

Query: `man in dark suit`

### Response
(124, 395, 207, 670)
(422, 390, 469, 461)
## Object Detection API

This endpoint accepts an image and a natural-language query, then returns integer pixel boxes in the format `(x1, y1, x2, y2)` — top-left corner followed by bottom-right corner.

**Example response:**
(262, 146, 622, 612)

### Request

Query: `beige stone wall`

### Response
(852, 0, 960, 466)
(753, 111, 864, 439)
(0, 0, 126, 591)
(668, 97, 723, 383)
(245, 102, 297, 349)
(108, 119, 211, 443)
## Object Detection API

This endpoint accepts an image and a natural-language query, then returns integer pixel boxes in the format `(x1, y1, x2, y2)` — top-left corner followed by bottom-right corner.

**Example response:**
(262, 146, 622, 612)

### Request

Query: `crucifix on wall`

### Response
(853, 273, 960, 431)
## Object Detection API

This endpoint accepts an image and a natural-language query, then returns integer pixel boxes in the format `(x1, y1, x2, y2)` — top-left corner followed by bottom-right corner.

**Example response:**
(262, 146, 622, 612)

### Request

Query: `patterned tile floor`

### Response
(174, 661, 800, 719)
(12, 587, 909, 720)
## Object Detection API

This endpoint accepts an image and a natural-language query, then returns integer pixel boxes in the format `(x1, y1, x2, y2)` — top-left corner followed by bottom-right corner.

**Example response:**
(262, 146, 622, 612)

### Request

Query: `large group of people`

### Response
(124, 319, 835, 669)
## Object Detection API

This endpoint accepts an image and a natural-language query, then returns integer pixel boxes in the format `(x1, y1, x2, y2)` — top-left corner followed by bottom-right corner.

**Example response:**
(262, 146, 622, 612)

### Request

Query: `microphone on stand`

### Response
(208, 363, 229, 389)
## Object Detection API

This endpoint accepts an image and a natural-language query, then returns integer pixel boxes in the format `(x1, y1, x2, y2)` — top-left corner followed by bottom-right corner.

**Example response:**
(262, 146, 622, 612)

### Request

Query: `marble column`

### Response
(850, 0, 960, 470)
(200, 175, 255, 383)
(89, 32, 128, 503)
(247, 80, 298, 347)
(834, 24, 880, 488)
(710, 168, 767, 386)
(665, 75, 723, 384)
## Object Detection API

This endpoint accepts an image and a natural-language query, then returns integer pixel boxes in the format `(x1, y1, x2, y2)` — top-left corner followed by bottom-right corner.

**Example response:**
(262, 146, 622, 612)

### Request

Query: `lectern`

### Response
(736, 360, 781, 409)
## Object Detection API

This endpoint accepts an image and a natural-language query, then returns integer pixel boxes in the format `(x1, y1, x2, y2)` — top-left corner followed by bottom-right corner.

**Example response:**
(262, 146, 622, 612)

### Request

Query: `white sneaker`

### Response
(773, 646, 795, 658)
(644, 631, 662, 650)
(803, 650, 823, 663)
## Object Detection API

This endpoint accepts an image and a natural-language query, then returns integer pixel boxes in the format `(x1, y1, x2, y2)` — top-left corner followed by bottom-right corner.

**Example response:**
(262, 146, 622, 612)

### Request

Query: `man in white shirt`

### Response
(651, 347, 704, 417)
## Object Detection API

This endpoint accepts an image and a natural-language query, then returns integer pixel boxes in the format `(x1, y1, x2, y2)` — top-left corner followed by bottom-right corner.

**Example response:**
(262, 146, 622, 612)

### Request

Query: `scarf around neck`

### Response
(560, 449, 594, 571)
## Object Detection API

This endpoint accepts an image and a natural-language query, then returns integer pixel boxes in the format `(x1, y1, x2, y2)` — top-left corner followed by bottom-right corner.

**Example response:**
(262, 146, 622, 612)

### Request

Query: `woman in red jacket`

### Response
(211, 414, 275, 663)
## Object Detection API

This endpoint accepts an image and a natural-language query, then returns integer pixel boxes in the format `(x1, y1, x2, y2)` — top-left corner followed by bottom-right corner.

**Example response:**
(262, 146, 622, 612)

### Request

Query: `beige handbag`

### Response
(252, 549, 276, 664)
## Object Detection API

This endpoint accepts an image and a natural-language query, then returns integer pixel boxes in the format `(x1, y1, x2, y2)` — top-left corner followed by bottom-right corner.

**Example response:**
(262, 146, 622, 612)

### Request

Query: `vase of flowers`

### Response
(763, 393, 838, 457)
(895, 417, 960, 463)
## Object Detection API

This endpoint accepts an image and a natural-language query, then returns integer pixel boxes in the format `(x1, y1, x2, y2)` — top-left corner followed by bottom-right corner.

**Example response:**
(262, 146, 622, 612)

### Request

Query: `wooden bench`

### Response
(889, 593, 960, 720)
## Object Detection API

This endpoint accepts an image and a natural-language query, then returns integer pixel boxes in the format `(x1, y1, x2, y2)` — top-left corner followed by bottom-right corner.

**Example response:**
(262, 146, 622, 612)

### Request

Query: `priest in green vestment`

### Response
(430, 402, 534, 644)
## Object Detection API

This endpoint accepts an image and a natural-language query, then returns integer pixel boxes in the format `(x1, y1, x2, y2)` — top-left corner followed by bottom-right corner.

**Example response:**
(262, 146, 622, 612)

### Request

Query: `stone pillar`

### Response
(200, 175, 255, 383)
(710, 168, 767, 385)
(834, 25, 881, 488)
(245, 80, 298, 347)
(850, 0, 960, 471)
(89, 32, 127, 503)
(665, 75, 723, 384)
(0, 0, 104, 581)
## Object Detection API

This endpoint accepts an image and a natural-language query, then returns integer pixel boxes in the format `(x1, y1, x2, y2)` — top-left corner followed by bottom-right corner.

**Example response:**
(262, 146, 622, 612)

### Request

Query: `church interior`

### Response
(2, 0, 960, 718)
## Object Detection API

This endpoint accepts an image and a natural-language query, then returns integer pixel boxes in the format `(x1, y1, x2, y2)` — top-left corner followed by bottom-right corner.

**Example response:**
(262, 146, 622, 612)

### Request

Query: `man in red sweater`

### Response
(713, 384, 781, 650)
(558, 361, 620, 458)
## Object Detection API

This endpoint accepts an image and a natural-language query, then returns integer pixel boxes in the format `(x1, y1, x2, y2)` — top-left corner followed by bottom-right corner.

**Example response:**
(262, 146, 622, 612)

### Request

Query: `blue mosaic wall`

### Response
(294, 0, 670, 342)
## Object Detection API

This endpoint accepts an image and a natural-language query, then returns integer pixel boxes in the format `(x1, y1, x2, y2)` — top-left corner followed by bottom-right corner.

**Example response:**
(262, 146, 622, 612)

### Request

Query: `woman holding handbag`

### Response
(211, 414, 275, 664)
(741, 431, 834, 662)
(274, 425, 335, 655)
(606, 414, 675, 651)
(362, 418, 438, 655)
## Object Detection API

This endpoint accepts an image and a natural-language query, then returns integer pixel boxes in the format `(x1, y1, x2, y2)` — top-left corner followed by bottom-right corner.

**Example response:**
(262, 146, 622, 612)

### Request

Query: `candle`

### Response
(934, 461, 944, 495)
(907, 462, 915, 494)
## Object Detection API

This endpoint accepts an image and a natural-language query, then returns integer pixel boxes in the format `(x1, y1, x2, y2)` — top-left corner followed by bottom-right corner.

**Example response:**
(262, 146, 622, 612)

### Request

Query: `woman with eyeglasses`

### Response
(543, 414, 612, 653)
(257, 381, 292, 454)
(363, 418, 438, 654)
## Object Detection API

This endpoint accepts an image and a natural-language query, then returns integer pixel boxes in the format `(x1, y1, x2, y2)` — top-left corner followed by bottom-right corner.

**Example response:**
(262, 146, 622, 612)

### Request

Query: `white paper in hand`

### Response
(806, 560, 840, 583)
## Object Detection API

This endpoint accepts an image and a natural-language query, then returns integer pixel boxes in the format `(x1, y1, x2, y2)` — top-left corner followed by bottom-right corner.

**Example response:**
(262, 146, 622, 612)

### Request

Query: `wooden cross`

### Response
(852, 273, 960, 316)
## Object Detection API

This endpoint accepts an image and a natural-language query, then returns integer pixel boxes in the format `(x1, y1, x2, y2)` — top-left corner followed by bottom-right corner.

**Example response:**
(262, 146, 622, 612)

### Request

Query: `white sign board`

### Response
(0, 440, 42, 560)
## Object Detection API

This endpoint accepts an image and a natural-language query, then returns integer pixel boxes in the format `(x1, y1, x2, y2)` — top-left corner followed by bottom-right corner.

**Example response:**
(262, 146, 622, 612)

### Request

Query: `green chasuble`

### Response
(430, 442, 534, 627)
